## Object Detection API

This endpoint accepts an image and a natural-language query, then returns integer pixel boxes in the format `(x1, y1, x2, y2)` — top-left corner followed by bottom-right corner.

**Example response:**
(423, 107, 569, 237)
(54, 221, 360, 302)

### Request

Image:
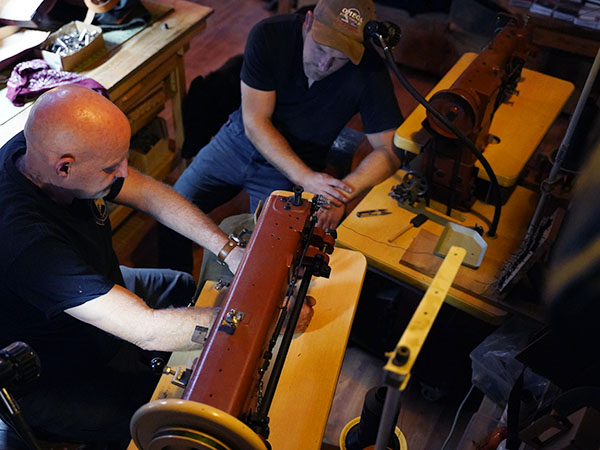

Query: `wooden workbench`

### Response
(337, 172, 541, 322)
(0, 0, 212, 149)
(128, 247, 367, 450)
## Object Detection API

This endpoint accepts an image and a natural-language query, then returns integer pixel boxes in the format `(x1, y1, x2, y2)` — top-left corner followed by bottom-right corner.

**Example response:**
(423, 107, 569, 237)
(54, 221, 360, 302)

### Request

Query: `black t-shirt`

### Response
(0, 132, 125, 386)
(240, 14, 403, 170)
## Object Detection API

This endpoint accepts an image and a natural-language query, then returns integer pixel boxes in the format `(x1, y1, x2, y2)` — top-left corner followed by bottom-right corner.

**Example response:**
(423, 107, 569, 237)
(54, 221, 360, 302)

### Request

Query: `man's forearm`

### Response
(239, 83, 352, 204)
(143, 306, 218, 351)
(66, 284, 218, 353)
(127, 304, 218, 352)
(244, 116, 312, 184)
(342, 130, 402, 199)
(241, 83, 312, 184)
(342, 148, 400, 199)
(116, 169, 229, 257)
(244, 117, 354, 204)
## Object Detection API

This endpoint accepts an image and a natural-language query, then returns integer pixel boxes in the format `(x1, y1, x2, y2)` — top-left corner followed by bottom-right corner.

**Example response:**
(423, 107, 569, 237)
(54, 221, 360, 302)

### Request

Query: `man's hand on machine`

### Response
(316, 203, 345, 231)
(301, 171, 352, 207)
(281, 295, 316, 335)
(295, 295, 317, 334)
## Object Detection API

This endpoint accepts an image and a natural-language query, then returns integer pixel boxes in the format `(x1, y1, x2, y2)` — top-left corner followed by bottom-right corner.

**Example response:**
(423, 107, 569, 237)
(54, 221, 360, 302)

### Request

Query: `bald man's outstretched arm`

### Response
(66, 284, 215, 351)
(112, 168, 243, 272)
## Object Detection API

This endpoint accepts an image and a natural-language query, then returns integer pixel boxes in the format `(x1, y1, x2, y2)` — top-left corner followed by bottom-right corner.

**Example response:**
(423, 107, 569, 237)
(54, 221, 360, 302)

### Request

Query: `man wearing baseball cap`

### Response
(162, 0, 403, 272)
(311, 0, 376, 65)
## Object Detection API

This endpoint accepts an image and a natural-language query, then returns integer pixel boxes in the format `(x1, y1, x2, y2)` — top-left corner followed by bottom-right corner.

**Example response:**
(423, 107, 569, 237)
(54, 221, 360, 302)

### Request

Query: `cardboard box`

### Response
(41, 21, 104, 71)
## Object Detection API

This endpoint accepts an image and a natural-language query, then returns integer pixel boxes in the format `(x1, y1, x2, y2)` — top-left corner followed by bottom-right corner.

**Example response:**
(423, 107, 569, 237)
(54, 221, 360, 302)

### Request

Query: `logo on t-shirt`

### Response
(92, 198, 108, 226)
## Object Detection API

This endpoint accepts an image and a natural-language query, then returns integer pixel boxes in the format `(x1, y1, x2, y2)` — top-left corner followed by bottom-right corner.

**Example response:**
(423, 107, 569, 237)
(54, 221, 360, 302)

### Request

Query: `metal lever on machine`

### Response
(375, 247, 467, 450)
(292, 185, 304, 206)
(340, 247, 472, 450)
(150, 357, 191, 389)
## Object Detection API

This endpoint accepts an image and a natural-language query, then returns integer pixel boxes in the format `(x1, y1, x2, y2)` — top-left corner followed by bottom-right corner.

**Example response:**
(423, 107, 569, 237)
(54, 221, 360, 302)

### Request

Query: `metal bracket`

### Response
(219, 309, 245, 335)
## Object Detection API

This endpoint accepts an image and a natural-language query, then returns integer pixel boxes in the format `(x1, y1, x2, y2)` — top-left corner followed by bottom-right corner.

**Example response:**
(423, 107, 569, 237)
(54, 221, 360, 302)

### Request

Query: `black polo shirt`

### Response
(240, 14, 403, 170)
(0, 132, 125, 386)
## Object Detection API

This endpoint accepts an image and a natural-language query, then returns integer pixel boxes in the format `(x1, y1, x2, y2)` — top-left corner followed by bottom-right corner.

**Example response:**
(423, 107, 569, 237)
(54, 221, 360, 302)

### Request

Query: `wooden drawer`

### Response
(127, 85, 167, 136)
(113, 53, 179, 113)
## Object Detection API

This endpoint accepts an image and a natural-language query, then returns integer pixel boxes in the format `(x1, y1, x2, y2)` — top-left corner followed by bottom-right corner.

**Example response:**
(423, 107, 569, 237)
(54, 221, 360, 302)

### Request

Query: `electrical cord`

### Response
(366, 28, 503, 237)
(440, 384, 476, 450)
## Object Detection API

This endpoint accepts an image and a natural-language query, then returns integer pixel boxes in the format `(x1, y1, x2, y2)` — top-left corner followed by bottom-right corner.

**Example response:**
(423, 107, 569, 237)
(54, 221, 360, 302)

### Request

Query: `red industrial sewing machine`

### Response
(393, 19, 532, 216)
(130, 188, 335, 450)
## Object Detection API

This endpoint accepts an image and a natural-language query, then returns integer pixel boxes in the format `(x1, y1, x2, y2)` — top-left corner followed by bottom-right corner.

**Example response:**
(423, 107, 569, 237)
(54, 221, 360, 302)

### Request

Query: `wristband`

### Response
(217, 235, 238, 263)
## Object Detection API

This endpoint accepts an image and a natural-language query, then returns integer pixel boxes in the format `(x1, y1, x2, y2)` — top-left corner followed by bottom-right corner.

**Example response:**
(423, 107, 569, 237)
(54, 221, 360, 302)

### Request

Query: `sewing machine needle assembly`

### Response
(356, 209, 391, 217)
(388, 213, 428, 243)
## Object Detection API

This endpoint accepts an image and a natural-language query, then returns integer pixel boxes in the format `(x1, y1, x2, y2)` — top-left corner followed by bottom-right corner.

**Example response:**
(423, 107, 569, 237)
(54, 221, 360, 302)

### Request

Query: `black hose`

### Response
(377, 39, 502, 237)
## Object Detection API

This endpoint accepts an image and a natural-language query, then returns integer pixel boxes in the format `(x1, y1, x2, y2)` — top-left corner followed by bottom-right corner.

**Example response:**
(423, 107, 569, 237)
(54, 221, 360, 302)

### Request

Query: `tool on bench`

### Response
(387, 213, 428, 243)
(356, 209, 391, 217)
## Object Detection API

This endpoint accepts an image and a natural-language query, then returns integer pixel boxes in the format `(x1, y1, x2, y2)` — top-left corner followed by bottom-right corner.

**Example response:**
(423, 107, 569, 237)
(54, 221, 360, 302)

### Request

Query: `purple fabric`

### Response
(6, 59, 109, 106)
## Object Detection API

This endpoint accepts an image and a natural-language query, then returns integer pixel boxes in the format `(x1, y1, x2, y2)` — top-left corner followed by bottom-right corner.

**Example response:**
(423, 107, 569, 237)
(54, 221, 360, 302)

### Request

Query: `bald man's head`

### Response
(20, 86, 130, 203)
(25, 86, 130, 160)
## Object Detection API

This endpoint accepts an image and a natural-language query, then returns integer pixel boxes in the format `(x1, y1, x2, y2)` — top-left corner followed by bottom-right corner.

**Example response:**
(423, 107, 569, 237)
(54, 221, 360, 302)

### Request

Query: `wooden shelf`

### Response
(496, 0, 600, 58)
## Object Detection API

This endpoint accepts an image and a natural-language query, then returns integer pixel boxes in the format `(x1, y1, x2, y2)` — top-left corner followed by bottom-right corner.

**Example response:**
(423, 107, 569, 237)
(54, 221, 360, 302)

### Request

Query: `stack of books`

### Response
(576, 0, 600, 29)
(509, 0, 600, 30)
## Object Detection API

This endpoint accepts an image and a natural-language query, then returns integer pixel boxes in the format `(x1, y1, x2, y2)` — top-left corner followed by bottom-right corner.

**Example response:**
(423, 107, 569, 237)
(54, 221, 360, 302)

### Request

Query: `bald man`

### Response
(0, 86, 243, 446)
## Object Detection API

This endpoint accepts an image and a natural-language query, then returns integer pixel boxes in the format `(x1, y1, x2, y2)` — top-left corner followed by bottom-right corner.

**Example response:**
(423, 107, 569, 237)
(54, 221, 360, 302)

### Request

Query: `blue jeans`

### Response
(174, 109, 294, 213)
(120, 266, 196, 308)
(159, 109, 294, 273)
(18, 267, 196, 447)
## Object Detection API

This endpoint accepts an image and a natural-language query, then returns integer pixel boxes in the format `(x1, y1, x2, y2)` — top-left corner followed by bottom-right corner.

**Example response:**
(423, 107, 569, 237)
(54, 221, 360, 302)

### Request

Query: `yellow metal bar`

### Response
(382, 246, 466, 390)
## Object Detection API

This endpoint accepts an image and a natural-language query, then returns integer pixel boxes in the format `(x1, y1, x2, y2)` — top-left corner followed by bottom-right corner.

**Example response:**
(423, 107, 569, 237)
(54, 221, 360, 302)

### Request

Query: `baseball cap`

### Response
(311, 0, 376, 65)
